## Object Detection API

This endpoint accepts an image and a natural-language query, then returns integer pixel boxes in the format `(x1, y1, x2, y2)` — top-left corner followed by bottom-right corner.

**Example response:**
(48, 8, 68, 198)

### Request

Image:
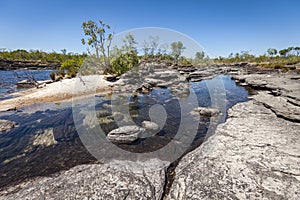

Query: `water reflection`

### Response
(0, 75, 248, 189)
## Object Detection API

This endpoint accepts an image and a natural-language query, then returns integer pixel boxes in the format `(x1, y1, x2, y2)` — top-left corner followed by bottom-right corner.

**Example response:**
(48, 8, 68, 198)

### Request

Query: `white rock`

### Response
(107, 125, 145, 144)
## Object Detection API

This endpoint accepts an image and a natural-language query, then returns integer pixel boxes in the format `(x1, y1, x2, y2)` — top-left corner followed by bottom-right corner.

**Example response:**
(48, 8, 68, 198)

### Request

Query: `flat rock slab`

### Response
(253, 92, 300, 123)
(168, 101, 300, 199)
(233, 74, 300, 101)
(0, 161, 166, 200)
(107, 125, 145, 144)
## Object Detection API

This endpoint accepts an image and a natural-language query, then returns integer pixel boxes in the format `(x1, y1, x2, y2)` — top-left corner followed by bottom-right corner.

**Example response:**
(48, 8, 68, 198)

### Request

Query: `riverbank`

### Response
(0, 59, 60, 70)
(0, 64, 299, 199)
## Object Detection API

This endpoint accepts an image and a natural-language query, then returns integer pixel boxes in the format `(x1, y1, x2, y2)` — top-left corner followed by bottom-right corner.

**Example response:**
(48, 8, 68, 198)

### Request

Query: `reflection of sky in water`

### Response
(0, 70, 55, 100)
(0, 75, 248, 188)
(190, 74, 248, 109)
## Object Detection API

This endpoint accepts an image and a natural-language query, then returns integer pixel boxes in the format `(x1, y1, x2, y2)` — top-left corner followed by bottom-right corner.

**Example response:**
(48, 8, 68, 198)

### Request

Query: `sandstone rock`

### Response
(32, 128, 57, 147)
(140, 121, 160, 138)
(145, 78, 166, 86)
(170, 82, 190, 97)
(142, 82, 152, 93)
(253, 92, 300, 123)
(0, 119, 17, 133)
(142, 121, 159, 131)
(0, 161, 166, 200)
(168, 101, 300, 199)
(194, 107, 220, 117)
(16, 80, 36, 89)
(55, 75, 63, 82)
(107, 125, 145, 144)
(0, 59, 60, 70)
(96, 109, 111, 118)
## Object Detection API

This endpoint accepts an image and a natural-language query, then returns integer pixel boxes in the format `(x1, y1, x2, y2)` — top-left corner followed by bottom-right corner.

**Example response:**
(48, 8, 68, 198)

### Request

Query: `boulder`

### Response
(140, 121, 160, 138)
(0, 119, 17, 133)
(142, 121, 159, 131)
(107, 125, 145, 144)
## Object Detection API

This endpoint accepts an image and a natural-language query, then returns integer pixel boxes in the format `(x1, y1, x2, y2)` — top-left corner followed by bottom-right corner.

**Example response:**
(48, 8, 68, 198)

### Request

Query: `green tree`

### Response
(240, 51, 255, 60)
(193, 51, 205, 64)
(267, 48, 277, 57)
(149, 35, 160, 56)
(142, 40, 150, 57)
(294, 47, 300, 56)
(279, 49, 289, 57)
(61, 49, 67, 55)
(171, 41, 185, 63)
(195, 51, 205, 60)
(122, 33, 137, 54)
(81, 20, 113, 69)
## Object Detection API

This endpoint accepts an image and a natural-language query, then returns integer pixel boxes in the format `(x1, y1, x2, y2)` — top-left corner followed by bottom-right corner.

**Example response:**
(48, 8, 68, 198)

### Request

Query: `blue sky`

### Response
(0, 0, 299, 57)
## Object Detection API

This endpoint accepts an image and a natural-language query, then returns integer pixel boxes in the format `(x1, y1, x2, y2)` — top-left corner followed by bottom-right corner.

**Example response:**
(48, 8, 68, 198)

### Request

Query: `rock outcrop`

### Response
(167, 70, 300, 200)
(1, 62, 300, 199)
(0, 59, 60, 70)
(0, 160, 166, 200)
(168, 100, 300, 199)
(232, 73, 300, 122)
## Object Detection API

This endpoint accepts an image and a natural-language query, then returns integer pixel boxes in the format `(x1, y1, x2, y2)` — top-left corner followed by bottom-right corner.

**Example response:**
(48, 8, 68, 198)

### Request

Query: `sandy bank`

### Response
(0, 75, 119, 112)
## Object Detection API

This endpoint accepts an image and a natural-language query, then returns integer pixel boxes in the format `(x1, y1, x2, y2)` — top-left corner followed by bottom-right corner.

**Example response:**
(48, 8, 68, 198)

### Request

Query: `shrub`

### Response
(60, 58, 83, 75)
(178, 56, 192, 66)
(110, 52, 139, 76)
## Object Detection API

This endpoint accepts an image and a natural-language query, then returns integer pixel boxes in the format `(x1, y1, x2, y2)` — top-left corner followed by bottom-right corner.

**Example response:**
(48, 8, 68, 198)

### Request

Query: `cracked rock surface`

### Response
(167, 100, 300, 200)
(0, 160, 166, 200)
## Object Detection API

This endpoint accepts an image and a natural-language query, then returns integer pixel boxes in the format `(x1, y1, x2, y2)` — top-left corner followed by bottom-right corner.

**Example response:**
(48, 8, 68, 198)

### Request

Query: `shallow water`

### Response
(0, 74, 248, 189)
(0, 70, 55, 100)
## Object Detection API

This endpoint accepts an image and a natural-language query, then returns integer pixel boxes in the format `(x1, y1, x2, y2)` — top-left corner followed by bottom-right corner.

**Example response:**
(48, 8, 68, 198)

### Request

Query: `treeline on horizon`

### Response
(0, 48, 87, 63)
(1, 46, 299, 65)
(215, 46, 300, 66)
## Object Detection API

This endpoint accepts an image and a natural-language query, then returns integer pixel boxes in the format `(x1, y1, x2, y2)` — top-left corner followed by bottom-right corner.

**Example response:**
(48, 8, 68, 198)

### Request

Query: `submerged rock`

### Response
(0, 119, 17, 133)
(140, 121, 160, 138)
(194, 107, 220, 117)
(142, 121, 159, 131)
(107, 125, 145, 144)
(170, 82, 190, 97)
(32, 128, 57, 147)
